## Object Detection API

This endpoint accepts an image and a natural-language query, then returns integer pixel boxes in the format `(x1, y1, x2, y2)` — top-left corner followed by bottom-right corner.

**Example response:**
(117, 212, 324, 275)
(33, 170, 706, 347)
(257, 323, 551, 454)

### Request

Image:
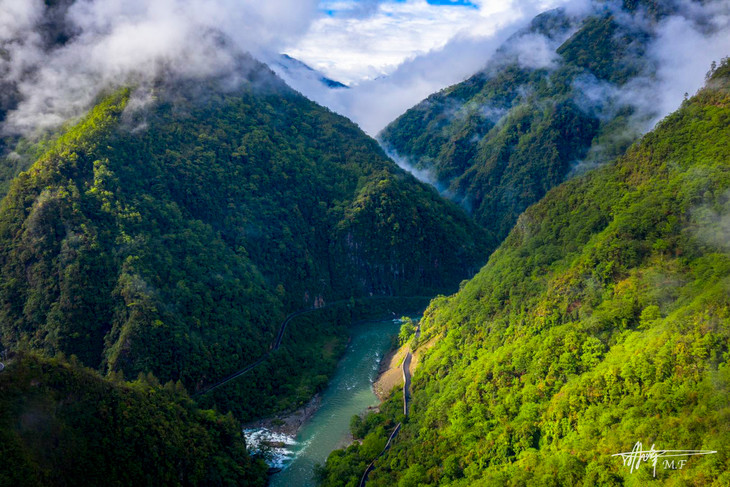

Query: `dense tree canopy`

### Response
(319, 59, 730, 486)
(0, 352, 269, 487)
(0, 59, 488, 420)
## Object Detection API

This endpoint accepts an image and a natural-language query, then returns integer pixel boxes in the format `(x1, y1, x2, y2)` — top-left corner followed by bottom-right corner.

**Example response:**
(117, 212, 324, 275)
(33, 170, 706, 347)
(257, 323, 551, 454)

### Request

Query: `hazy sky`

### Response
(2, 0, 729, 138)
(275, 0, 730, 135)
(272, 0, 590, 134)
(287, 0, 537, 84)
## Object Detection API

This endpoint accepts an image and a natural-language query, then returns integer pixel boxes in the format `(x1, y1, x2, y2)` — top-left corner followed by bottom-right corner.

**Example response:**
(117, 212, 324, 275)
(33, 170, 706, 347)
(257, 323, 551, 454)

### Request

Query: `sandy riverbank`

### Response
(372, 334, 435, 401)
(245, 325, 430, 436)
(372, 342, 407, 400)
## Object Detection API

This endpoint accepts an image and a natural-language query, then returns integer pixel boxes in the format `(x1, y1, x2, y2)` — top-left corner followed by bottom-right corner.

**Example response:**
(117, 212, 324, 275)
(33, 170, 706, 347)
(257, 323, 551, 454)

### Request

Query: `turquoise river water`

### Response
(246, 318, 401, 487)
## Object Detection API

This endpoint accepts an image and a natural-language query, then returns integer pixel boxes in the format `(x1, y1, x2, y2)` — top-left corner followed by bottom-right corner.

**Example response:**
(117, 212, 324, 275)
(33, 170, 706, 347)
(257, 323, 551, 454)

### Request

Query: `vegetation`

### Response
(196, 296, 430, 419)
(317, 390, 405, 487)
(0, 0, 81, 196)
(398, 317, 417, 346)
(0, 58, 487, 421)
(0, 352, 268, 487)
(380, 1, 672, 247)
(319, 60, 730, 485)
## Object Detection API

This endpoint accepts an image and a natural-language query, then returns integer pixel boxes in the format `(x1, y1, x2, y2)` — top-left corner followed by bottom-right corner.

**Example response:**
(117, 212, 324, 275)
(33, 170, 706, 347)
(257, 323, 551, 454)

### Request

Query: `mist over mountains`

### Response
(1, 1, 729, 486)
(0, 0, 321, 136)
(281, 0, 730, 135)
(380, 0, 730, 249)
(3, 0, 727, 141)
(269, 54, 348, 90)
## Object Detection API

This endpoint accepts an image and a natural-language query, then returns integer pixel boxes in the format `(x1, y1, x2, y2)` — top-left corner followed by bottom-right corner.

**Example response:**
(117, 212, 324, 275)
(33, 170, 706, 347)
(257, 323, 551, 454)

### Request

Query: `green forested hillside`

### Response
(0, 60, 488, 419)
(319, 61, 730, 486)
(0, 352, 268, 487)
(380, 0, 671, 243)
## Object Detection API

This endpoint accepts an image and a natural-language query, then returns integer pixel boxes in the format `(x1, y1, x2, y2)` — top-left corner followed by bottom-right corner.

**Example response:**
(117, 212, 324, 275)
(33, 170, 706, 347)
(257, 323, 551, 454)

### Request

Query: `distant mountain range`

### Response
(272, 54, 349, 89)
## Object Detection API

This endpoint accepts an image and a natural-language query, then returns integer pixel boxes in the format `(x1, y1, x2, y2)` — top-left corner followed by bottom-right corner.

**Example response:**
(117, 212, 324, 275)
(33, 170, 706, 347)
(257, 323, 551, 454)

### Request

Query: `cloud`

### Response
(649, 0, 730, 124)
(561, 0, 730, 178)
(280, 0, 729, 140)
(1, 0, 319, 134)
(692, 189, 730, 253)
(0, 0, 42, 38)
(288, 0, 571, 84)
(502, 32, 561, 69)
(320, 0, 388, 19)
(385, 147, 440, 188)
(575, 0, 730, 130)
(281, 0, 590, 135)
(282, 32, 516, 135)
(3, 0, 728, 143)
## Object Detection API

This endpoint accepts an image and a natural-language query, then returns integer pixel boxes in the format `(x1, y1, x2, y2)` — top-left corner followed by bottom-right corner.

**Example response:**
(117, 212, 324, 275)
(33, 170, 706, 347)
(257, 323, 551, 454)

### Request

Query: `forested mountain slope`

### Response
(319, 60, 730, 486)
(0, 59, 488, 418)
(380, 0, 683, 244)
(0, 352, 268, 487)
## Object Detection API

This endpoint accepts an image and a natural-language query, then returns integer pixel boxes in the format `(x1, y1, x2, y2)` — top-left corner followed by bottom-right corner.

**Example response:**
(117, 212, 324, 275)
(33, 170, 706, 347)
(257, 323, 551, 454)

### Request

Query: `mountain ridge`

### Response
(318, 57, 730, 487)
(379, 0, 693, 247)
(0, 58, 488, 420)
(0, 351, 269, 487)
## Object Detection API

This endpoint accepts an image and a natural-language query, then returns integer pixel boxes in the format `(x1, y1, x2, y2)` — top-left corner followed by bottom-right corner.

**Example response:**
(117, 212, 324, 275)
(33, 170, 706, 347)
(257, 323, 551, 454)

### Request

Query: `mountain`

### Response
(272, 54, 349, 90)
(380, 0, 676, 246)
(0, 352, 268, 486)
(319, 60, 730, 485)
(0, 57, 488, 420)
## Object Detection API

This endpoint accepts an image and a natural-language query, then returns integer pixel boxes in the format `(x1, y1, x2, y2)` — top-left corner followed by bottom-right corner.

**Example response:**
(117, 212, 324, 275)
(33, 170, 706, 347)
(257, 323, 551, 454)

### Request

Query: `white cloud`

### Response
(649, 0, 730, 123)
(280, 0, 730, 137)
(1, 0, 320, 134)
(0, 0, 43, 38)
(288, 0, 545, 84)
(503, 32, 560, 69)
(569, 0, 730, 133)
(7, 0, 587, 136)
(3, 0, 728, 142)
(285, 32, 516, 135)
(281, 0, 587, 134)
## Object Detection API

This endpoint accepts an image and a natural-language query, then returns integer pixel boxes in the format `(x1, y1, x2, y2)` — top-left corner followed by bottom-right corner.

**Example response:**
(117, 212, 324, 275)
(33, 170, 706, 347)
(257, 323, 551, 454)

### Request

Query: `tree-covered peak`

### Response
(378, 0, 715, 268)
(0, 66, 489, 421)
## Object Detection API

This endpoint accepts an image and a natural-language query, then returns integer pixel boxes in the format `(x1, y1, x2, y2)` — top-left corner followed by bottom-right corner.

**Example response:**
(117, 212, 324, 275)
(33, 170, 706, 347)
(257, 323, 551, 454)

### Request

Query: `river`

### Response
(246, 318, 401, 487)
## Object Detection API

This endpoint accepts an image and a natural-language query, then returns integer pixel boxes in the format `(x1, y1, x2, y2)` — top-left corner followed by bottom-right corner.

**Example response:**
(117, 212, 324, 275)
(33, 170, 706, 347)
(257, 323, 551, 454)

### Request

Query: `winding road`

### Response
(359, 325, 420, 487)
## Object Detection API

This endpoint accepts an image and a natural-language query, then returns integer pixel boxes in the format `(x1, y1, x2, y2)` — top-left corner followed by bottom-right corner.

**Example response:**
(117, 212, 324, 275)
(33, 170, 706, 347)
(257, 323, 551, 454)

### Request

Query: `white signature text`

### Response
(612, 442, 717, 477)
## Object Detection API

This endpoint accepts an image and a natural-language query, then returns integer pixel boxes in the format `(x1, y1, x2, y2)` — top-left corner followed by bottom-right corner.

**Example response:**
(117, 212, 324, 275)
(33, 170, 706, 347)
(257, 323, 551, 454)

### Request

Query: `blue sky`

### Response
(320, 0, 479, 17)
(426, 0, 478, 7)
(289, 0, 523, 84)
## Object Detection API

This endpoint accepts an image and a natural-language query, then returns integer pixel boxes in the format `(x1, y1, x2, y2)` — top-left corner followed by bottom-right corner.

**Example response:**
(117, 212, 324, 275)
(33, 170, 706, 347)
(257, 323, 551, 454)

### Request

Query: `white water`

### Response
(247, 319, 401, 487)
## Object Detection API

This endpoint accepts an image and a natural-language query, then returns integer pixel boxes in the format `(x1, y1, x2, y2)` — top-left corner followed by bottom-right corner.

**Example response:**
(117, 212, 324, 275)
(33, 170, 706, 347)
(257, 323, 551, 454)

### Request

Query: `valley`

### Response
(0, 0, 729, 486)
(318, 58, 730, 487)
